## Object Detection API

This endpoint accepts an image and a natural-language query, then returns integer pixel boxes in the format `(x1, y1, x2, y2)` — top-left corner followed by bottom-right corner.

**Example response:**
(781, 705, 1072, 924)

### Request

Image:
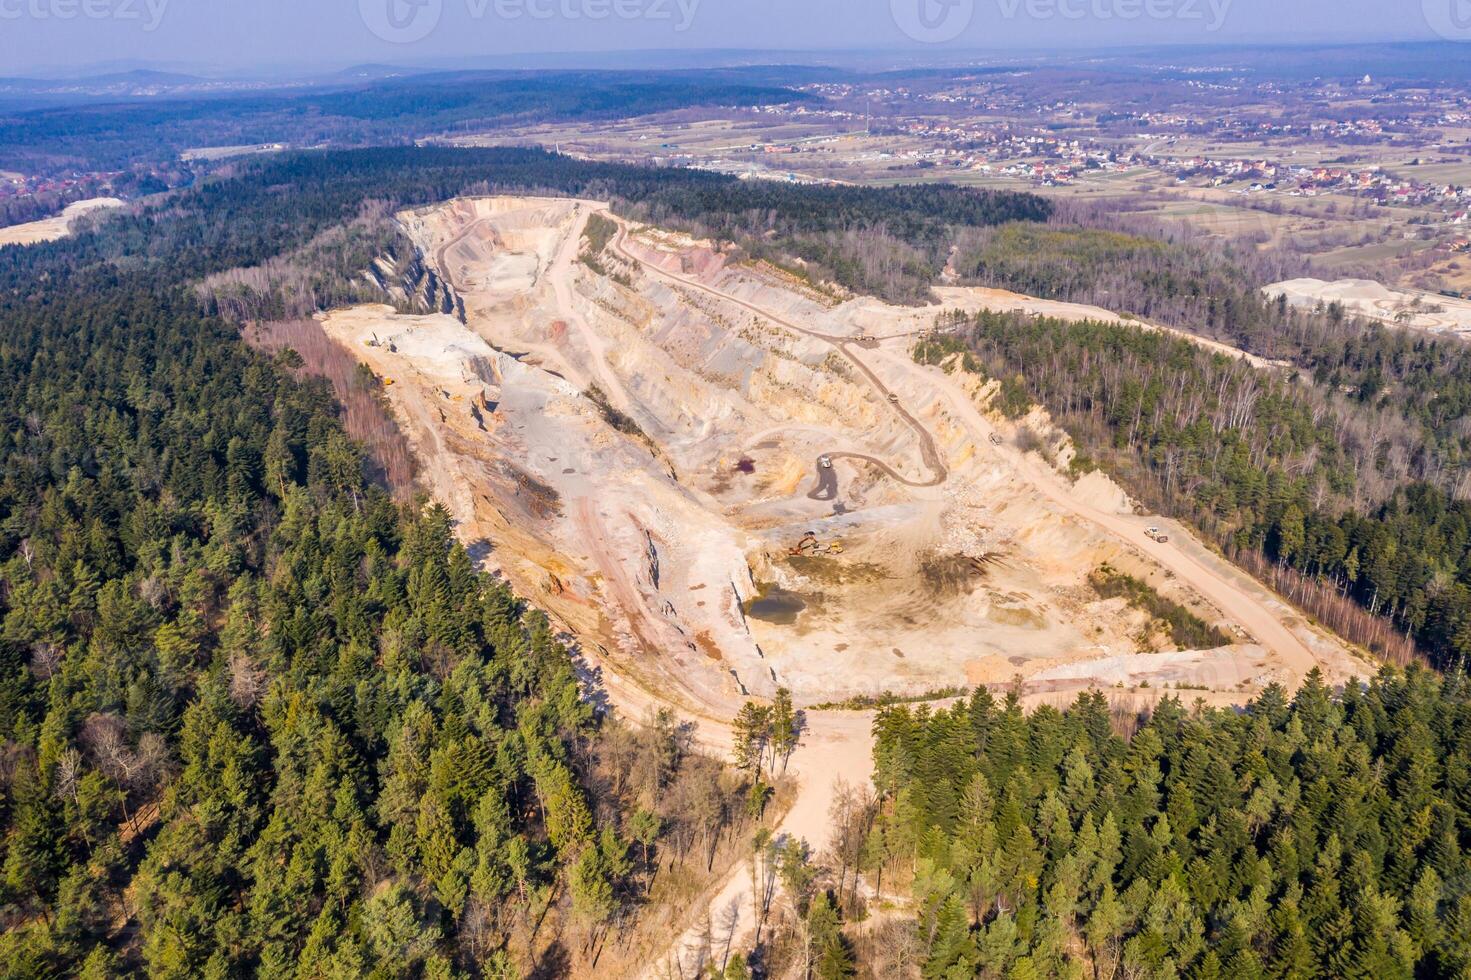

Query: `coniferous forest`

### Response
(0, 156, 610, 976)
(869, 670, 1471, 978)
(0, 147, 1050, 976)
(5, 143, 1471, 978)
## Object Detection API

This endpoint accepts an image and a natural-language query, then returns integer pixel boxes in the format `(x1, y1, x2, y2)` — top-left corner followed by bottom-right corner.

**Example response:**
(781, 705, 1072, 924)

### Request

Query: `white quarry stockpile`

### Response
(0, 197, 125, 247)
(1266, 276, 1471, 335)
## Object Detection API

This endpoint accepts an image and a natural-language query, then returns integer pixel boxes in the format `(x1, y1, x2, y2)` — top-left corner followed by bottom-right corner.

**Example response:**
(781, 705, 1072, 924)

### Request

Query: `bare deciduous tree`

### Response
(29, 641, 62, 680)
(228, 651, 266, 708)
(80, 712, 172, 831)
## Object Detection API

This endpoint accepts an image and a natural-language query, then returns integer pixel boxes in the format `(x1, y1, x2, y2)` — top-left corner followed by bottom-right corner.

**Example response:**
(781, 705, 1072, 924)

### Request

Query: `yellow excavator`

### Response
(788, 531, 844, 557)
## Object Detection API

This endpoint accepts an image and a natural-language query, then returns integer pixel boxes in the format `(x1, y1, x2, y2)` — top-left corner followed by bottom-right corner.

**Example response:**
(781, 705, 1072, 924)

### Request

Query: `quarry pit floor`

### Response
(322, 196, 1370, 973)
(323, 195, 1365, 716)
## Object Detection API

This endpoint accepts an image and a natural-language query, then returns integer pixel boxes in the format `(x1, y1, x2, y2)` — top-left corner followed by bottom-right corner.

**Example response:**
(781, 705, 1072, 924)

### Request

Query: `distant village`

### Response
(0, 169, 125, 201)
(735, 90, 1471, 221)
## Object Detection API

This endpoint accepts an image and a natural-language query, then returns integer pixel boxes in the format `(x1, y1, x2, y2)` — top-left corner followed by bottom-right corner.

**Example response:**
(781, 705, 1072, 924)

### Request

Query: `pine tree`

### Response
(732, 701, 772, 776)
(770, 687, 798, 775)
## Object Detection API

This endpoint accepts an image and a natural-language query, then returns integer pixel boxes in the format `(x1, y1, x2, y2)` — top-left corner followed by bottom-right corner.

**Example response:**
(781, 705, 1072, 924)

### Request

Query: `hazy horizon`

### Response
(2, 0, 1468, 78)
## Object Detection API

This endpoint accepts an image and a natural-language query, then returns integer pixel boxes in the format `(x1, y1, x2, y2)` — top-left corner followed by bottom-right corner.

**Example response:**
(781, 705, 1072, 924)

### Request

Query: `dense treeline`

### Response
(953, 222, 1301, 336)
(868, 670, 1471, 978)
(635, 182, 1050, 303)
(0, 70, 813, 174)
(137, 146, 1048, 311)
(0, 146, 807, 975)
(955, 222, 1471, 494)
(934, 313, 1386, 510)
(929, 309, 1471, 667)
(0, 238, 609, 977)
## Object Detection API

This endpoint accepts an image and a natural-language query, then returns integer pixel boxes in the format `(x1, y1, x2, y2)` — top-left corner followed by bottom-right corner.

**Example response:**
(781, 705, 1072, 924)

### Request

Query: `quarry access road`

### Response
(434, 216, 494, 292)
(606, 214, 948, 491)
(873, 345, 1324, 687)
(804, 450, 938, 499)
(607, 211, 1322, 688)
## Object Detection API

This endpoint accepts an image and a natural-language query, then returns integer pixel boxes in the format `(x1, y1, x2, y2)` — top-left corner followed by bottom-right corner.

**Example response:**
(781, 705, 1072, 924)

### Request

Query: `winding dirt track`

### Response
(434, 216, 494, 291)
(604, 211, 1324, 689)
(606, 214, 947, 491)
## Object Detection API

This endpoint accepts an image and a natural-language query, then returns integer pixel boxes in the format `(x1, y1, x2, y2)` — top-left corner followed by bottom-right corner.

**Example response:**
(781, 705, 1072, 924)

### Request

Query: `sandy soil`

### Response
(870, 345, 1362, 691)
(337, 195, 1361, 712)
(0, 197, 124, 247)
(1266, 276, 1471, 336)
(925, 284, 1290, 369)
(321, 195, 1372, 974)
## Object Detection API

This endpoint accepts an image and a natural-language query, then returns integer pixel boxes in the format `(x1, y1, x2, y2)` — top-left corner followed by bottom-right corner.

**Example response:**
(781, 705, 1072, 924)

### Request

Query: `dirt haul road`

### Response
(607, 215, 947, 489)
(606, 211, 1325, 689)
(869, 346, 1326, 686)
(636, 710, 875, 979)
(355, 198, 1361, 976)
(598, 211, 1340, 975)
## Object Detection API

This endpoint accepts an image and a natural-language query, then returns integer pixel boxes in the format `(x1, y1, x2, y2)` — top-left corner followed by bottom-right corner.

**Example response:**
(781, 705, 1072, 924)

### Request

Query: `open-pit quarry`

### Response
(0, 197, 124, 247)
(1266, 276, 1471, 336)
(319, 195, 1369, 973)
(321, 195, 1365, 716)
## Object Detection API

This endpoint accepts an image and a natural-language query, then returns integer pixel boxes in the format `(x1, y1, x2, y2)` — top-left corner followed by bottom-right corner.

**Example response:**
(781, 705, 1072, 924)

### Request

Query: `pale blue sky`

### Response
(0, 0, 1463, 77)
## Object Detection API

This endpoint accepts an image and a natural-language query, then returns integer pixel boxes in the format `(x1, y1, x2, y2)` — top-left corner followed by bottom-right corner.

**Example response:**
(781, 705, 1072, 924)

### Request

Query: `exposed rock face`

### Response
(322, 196, 1361, 709)
(369, 249, 465, 321)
